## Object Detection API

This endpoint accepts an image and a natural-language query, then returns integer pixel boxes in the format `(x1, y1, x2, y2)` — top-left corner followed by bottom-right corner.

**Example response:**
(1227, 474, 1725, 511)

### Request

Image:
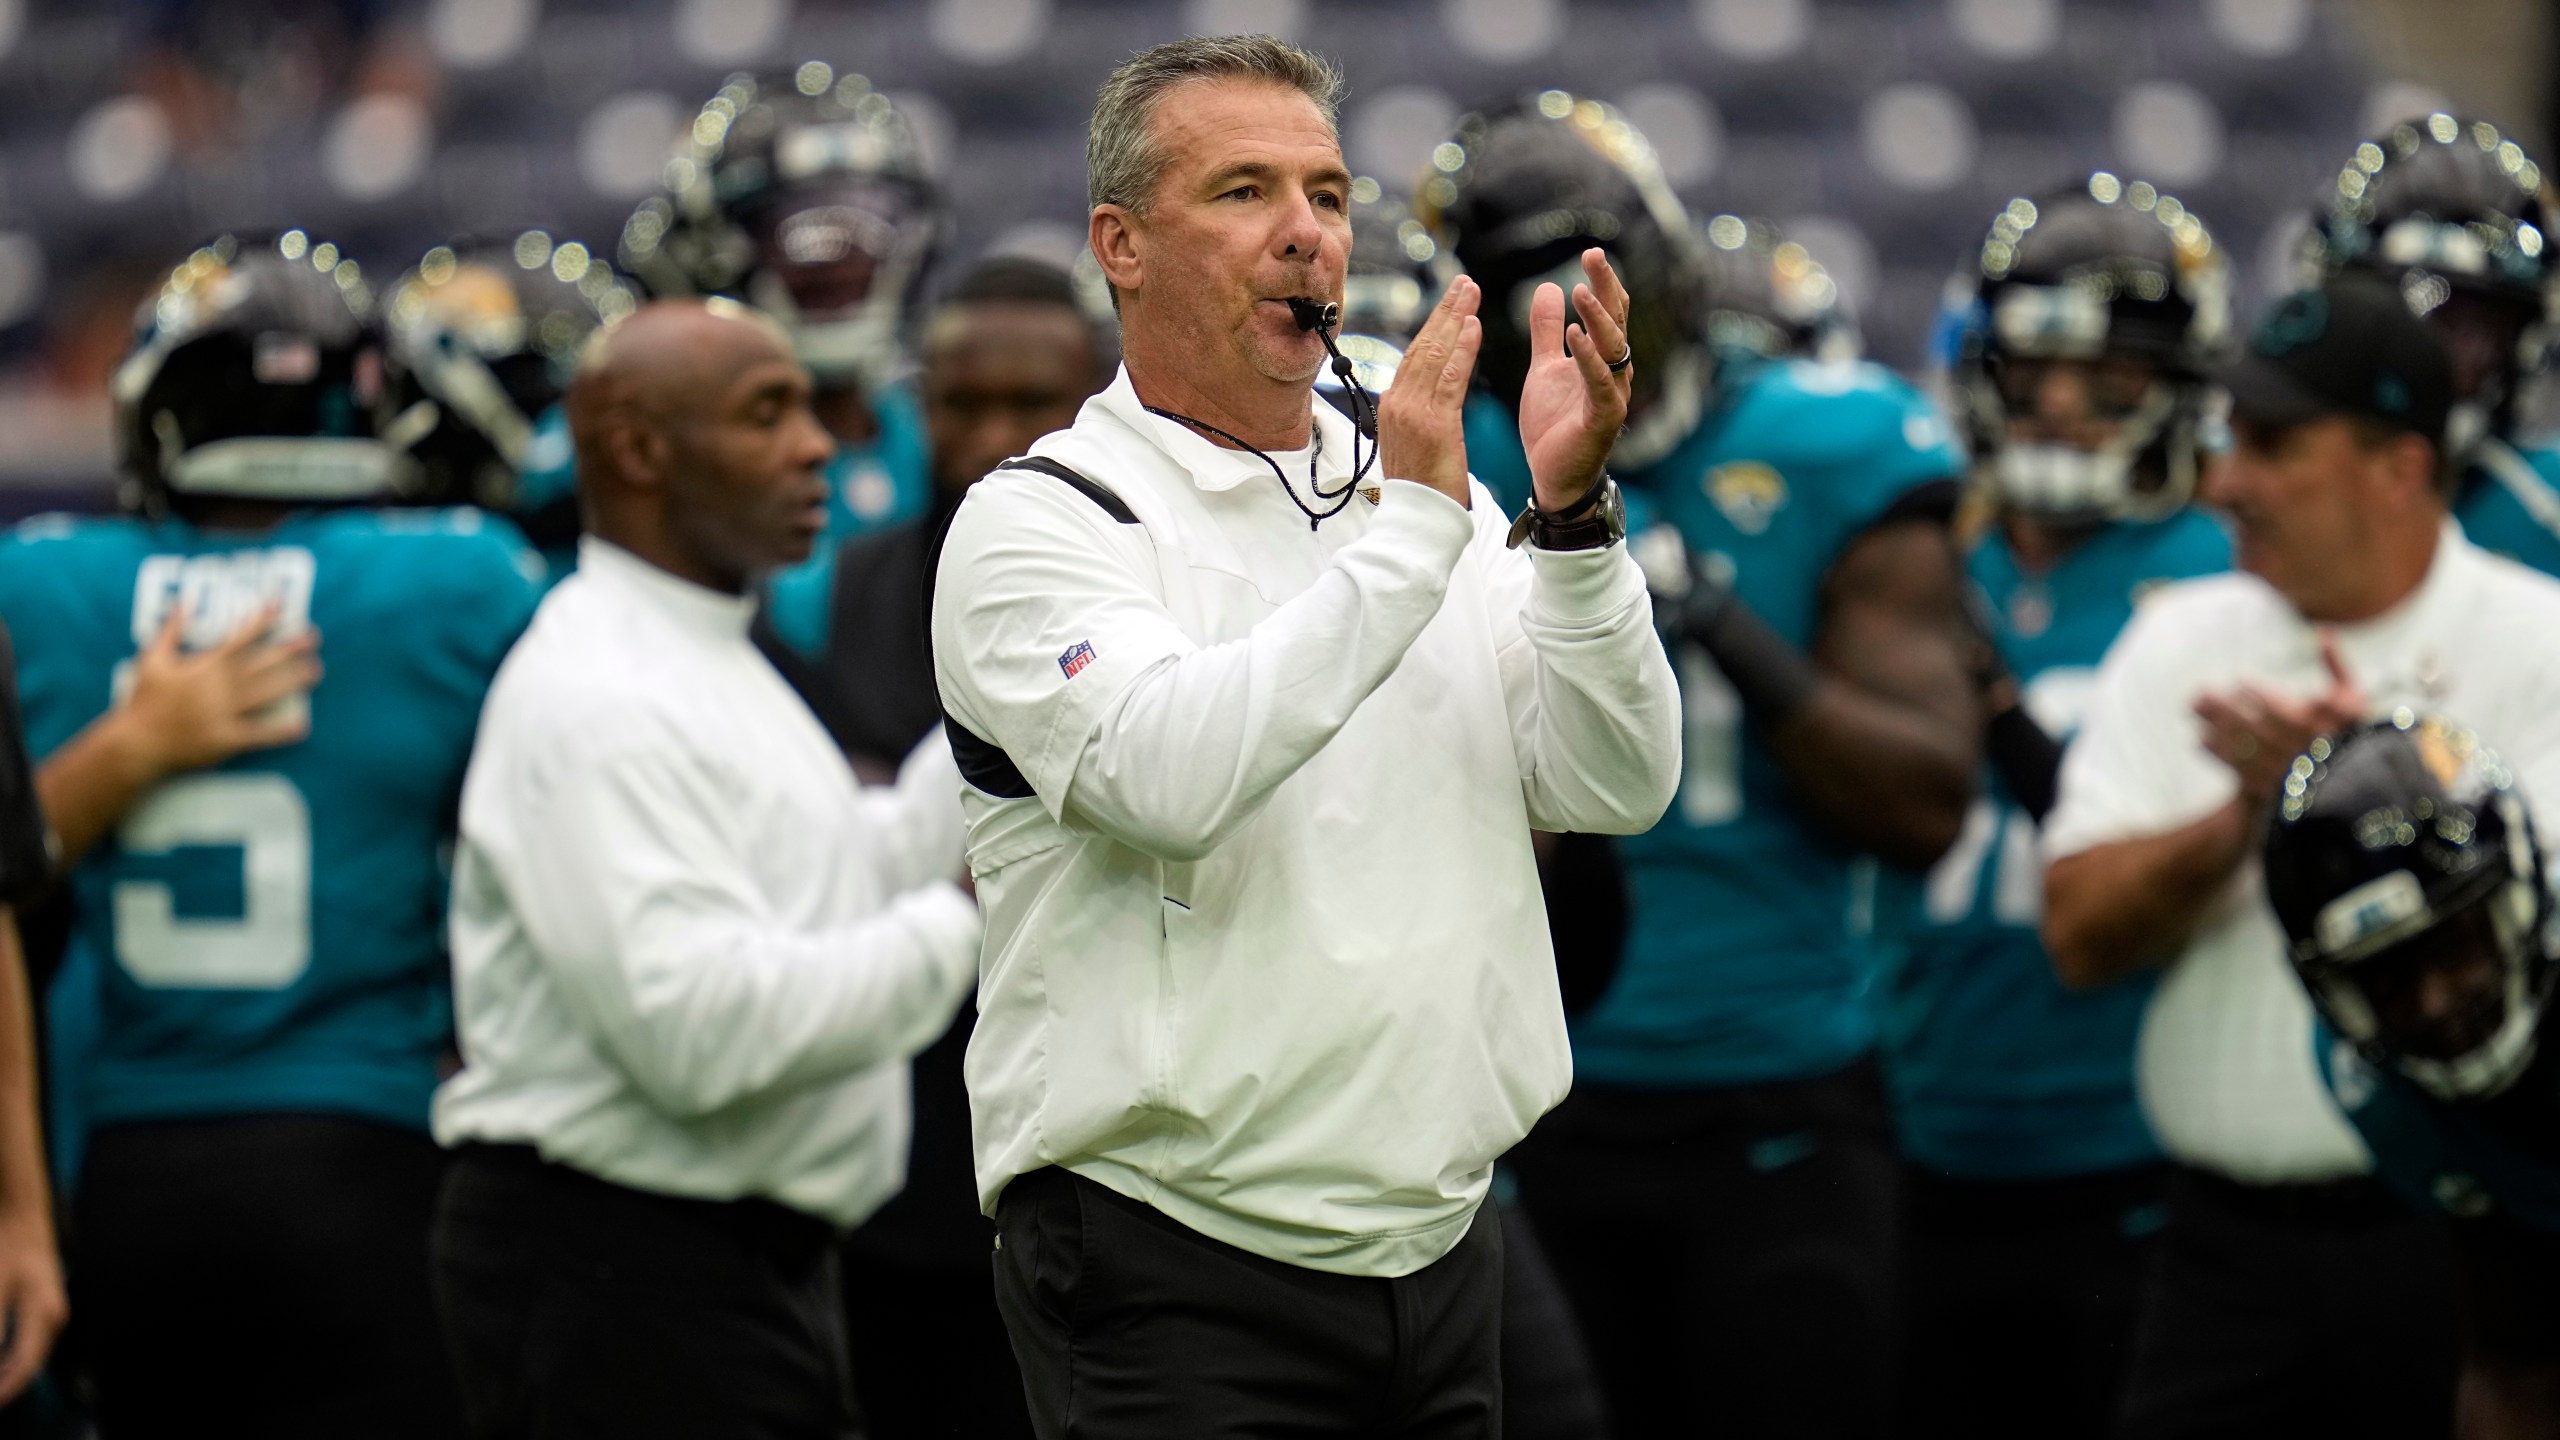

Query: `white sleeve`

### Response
(502, 718, 980, 1118)
(2042, 598, 2235, 862)
(852, 727, 968, 894)
(1473, 491, 1682, 835)
(933, 471, 1474, 862)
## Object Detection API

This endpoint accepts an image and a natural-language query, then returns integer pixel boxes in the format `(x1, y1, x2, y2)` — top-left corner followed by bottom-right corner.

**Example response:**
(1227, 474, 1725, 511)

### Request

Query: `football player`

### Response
(619, 62, 944, 555)
(1887, 176, 2235, 1438)
(382, 231, 637, 575)
(2303, 114, 2560, 576)
(1, 232, 543, 1437)
(1430, 92, 1982, 1436)
(2266, 715, 2560, 1440)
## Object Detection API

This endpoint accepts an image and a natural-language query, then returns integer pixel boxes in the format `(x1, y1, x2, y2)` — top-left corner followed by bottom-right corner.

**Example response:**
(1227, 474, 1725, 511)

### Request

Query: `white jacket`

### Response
(932, 369, 1680, 1276)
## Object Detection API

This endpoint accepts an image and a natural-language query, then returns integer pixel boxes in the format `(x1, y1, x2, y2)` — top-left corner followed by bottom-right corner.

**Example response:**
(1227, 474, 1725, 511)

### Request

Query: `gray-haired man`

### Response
(932, 34, 1681, 1440)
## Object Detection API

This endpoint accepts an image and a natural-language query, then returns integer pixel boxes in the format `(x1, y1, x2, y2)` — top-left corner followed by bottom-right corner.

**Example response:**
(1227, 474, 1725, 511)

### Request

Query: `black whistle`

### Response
(1287, 297, 1339, 335)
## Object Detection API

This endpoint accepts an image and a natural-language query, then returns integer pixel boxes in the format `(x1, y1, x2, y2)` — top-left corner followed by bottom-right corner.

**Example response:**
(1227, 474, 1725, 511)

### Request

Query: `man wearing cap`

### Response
(2041, 273, 2560, 1438)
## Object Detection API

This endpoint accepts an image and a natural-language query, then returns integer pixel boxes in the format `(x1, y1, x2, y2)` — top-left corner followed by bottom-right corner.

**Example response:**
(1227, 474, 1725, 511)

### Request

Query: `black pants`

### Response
(2114, 1168, 2457, 1440)
(840, 1250, 1034, 1440)
(72, 1113, 460, 1440)
(431, 1144, 856, 1440)
(840, 1011, 1035, 1440)
(1899, 1163, 2169, 1440)
(1509, 1060, 1901, 1439)
(1496, 1199, 1611, 1440)
(993, 1166, 1504, 1439)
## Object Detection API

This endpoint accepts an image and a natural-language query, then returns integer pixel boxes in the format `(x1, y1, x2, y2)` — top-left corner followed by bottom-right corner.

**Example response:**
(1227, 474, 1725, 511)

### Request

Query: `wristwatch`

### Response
(1505, 472, 1627, 552)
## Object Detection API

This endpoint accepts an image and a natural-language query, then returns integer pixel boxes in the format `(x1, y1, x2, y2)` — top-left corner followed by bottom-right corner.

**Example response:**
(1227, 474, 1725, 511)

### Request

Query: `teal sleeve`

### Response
(1820, 366, 1968, 538)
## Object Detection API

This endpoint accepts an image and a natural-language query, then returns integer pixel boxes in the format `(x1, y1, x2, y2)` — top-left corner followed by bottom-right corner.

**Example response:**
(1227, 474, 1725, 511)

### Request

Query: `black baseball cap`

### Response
(2216, 274, 2453, 448)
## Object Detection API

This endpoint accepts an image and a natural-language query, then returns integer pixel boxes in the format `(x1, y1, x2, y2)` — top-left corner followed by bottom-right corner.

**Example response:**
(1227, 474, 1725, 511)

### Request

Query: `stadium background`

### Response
(0, 0, 2548, 506)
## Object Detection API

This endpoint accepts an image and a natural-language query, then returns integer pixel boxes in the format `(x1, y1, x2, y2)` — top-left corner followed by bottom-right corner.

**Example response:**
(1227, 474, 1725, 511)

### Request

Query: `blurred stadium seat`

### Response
(0, 0, 2526, 504)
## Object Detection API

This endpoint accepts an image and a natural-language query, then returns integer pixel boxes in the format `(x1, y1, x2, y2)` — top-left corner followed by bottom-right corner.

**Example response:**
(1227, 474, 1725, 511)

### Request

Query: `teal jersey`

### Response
(1, 507, 542, 1136)
(1882, 507, 2232, 1179)
(816, 380, 931, 546)
(2457, 439, 2560, 581)
(2316, 1022, 2560, 1232)
(1575, 358, 1966, 1088)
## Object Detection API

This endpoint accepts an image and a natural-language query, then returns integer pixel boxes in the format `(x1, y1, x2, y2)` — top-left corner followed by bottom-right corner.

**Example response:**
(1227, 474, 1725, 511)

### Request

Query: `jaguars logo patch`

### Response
(1706, 462, 1788, 536)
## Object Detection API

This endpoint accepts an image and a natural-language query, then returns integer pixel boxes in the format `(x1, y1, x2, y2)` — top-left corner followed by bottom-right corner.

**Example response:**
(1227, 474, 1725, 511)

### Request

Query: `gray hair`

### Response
(1087, 35, 1345, 215)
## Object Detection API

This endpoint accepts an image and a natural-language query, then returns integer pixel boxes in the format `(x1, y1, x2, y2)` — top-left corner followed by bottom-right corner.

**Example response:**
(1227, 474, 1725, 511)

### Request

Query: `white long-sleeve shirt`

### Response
(434, 538, 982, 1226)
(932, 369, 1681, 1276)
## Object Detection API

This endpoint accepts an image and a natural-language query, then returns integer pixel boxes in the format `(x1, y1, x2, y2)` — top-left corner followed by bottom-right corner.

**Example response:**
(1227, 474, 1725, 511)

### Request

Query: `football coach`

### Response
(931, 33, 1681, 1439)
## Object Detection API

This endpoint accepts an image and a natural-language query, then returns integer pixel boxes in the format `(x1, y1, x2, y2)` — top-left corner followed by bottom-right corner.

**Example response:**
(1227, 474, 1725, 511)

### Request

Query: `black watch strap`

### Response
(1506, 473, 1626, 552)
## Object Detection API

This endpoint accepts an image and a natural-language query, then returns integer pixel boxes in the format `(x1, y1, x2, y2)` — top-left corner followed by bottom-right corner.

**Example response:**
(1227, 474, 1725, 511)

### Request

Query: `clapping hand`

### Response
(1518, 247, 1635, 514)
(1374, 274, 1484, 510)
(2195, 634, 2366, 810)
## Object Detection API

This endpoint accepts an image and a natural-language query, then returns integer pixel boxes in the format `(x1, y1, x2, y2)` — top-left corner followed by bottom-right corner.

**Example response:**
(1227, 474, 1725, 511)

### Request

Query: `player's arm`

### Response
(1963, 586, 2068, 823)
(0, 911, 61, 1403)
(34, 602, 319, 867)
(1694, 513, 1979, 869)
(0, 626, 64, 1400)
(2450, 1216, 2560, 1439)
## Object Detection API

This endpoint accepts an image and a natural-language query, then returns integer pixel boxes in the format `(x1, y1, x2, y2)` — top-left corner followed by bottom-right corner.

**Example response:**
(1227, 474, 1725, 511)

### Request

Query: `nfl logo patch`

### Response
(1058, 640, 1096, 679)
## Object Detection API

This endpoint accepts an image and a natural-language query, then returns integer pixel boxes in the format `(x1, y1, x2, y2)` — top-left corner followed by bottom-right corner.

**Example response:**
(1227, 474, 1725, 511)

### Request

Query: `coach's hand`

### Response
(1375, 274, 1482, 510)
(2195, 634, 2366, 812)
(1519, 247, 1635, 513)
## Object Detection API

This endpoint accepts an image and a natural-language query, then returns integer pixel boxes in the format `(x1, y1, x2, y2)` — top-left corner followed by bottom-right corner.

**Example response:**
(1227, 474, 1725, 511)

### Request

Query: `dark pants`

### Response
(1496, 1199, 1612, 1440)
(841, 1251, 1034, 1440)
(431, 1144, 857, 1440)
(2114, 1167, 2457, 1440)
(1509, 1060, 1902, 1439)
(840, 1012, 1035, 1440)
(73, 1113, 460, 1440)
(993, 1166, 1504, 1439)
(1899, 1163, 2169, 1440)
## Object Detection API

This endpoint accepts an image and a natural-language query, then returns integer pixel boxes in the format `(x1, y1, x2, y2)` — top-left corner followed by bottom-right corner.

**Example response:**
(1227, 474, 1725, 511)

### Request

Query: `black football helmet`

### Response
(1312, 180, 1459, 419)
(383, 232, 637, 510)
(2264, 714, 2559, 1101)
(2301, 114, 2559, 454)
(1419, 90, 1709, 468)
(619, 62, 944, 390)
(1938, 176, 2232, 524)
(1696, 213, 1855, 365)
(111, 230, 405, 515)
